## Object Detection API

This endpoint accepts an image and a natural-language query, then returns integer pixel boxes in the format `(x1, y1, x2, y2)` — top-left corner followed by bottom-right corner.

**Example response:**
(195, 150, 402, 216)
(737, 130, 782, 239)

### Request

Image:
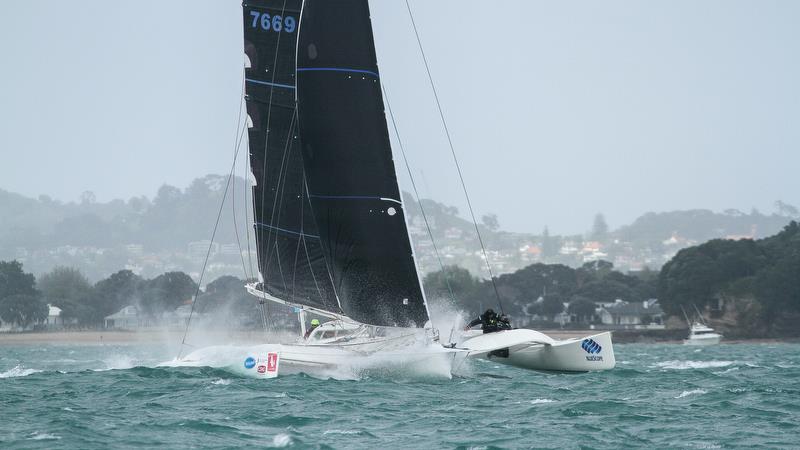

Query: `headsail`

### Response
(296, 0, 429, 328)
(244, 0, 339, 315)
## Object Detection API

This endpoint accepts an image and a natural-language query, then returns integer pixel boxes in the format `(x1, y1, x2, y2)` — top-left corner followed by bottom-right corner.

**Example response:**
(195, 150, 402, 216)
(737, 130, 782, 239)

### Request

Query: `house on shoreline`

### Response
(104, 305, 193, 330)
(596, 299, 665, 330)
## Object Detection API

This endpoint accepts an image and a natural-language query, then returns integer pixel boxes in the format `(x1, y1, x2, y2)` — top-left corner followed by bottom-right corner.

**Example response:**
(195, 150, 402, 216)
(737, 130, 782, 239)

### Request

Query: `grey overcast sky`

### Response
(1, 1, 798, 234)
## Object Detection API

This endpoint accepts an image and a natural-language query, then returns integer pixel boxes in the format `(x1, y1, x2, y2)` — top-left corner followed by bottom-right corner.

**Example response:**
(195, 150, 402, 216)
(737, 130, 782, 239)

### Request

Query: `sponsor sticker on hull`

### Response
(581, 338, 604, 362)
(250, 352, 280, 378)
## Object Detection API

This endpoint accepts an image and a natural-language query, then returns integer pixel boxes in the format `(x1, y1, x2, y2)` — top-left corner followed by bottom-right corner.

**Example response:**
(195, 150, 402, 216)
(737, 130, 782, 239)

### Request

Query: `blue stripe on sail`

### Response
(310, 194, 380, 201)
(246, 78, 296, 90)
(297, 67, 380, 78)
(309, 195, 402, 205)
(255, 222, 319, 239)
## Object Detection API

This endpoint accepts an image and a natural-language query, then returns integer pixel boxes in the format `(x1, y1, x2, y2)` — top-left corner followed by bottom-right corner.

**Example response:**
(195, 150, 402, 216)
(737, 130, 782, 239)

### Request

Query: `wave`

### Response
(653, 360, 737, 370)
(675, 389, 708, 399)
(0, 365, 42, 378)
(26, 432, 61, 441)
(272, 433, 292, 447)
(530, 398, 556, 404)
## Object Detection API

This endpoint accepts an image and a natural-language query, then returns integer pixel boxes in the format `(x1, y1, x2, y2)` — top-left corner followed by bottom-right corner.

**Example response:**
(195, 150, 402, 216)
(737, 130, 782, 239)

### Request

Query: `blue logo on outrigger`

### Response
(581, 338, 602, 354)
(244, 356, 256, 369)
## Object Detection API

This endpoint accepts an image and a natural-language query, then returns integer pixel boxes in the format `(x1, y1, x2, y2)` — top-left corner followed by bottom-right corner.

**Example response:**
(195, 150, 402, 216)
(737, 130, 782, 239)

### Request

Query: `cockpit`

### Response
(305, 320, 364, 343)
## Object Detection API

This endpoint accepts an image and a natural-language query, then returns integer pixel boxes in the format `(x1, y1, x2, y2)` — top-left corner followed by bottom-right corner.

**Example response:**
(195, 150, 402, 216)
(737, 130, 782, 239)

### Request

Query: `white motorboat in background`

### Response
(682, 305, 723, 345)
(684, 322, 723, 345)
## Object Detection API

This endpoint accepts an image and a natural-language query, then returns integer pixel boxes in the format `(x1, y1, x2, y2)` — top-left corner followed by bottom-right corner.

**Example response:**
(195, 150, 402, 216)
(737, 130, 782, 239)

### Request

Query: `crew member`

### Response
(304, 318, 320, 339)
(497, 314, 512, 331)
(465, 308, 509, 333)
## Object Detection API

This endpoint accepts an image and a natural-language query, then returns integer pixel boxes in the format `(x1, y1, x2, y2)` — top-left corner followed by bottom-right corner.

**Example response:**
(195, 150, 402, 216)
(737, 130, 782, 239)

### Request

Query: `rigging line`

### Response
(404, 0, 504, 314)
(291, 218, 303, 303)
(244, 135, 256, 279)
(258, 0, 290, 284)
(178, 128, 243, 359)
(300, 173, 334, 308)
(382, 83, 456, 304)
(263, 107, 298, 277)
(304, 175, 345, 313)
(231, 74, 251, 280)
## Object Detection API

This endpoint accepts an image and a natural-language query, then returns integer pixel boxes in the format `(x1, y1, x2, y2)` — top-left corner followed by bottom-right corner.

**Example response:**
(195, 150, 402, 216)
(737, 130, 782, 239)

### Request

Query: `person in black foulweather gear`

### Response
(465, 308, 510, 333)
(497, 314, 512, 331)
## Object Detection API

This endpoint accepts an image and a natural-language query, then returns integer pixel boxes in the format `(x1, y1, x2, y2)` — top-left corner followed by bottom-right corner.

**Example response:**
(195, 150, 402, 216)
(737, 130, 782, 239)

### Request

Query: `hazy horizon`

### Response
(2, 0, 799, 234)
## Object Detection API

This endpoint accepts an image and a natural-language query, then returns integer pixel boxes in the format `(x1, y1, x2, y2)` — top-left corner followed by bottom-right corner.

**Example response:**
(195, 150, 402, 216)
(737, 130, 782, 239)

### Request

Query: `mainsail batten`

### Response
(244, 0, 340, 315)
(295, 0, 429, 328)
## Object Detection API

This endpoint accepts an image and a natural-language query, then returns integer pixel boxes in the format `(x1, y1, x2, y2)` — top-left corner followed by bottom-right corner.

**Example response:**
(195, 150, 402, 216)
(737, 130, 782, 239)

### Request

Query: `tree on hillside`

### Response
(140, 271, 197, 316)
(591, 213, 609, 241)
(90, 270, 143, 323)
(0, 261, 38, 299)
(196, 276, 260, 325)
(481, 214, 499, 232)
(0, 261, 47, 327)
(578, 260, 614, 281)
(658, 249, 721, 315)
(754, 250, 800, 332)
(423, 265, 479, 304)
(774, 201, 799, 218)
(539, 295, 565, 321)
(0, 294, 48, 328)
(38, 267, 94, 323)
(568, 297, 597, 324)
(540, 226, 558, 259)
(658, 237, 769, 316)
(576, 279, 635, 304)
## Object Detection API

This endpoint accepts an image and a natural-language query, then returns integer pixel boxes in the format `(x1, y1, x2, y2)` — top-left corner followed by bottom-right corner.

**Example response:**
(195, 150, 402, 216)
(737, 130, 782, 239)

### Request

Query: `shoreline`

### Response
(0, 329, 796, 345)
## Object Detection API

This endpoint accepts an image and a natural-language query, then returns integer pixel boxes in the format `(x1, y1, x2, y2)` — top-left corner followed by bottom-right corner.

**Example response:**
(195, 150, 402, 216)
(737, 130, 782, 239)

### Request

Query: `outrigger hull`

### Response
(459, 329, 616, 372)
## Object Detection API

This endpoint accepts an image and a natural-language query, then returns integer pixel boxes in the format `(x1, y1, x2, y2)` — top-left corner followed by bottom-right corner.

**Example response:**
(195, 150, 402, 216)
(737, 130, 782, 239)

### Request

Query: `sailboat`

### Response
(236, 0, 462, 376)
(179, 0, 615, 376)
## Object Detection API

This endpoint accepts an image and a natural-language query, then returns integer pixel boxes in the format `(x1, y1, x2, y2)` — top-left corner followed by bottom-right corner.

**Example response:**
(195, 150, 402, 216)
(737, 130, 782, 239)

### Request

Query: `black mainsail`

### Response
(245, 0, 429, 328)
(296, 0, 428, 328)
(244, 0, 339, 315)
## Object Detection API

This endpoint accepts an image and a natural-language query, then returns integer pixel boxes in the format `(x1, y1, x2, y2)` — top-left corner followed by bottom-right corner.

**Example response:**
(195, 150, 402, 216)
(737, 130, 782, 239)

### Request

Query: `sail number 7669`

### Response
(249, 11, 296, 33)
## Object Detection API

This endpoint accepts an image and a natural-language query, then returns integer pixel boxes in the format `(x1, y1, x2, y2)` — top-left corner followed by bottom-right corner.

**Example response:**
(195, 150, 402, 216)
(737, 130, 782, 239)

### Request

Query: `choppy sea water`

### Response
(1, 342, 799, 449)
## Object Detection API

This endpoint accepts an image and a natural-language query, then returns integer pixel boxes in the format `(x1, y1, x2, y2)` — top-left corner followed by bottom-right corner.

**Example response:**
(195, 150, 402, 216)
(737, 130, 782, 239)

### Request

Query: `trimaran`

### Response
(178, 0, 615, 377)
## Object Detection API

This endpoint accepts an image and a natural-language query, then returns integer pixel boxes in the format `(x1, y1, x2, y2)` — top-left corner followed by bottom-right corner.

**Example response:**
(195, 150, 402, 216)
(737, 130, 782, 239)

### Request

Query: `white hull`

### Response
(683, 335, 722, 345)
(168, 340, 466, 379)
(459, 329, 616, 372)
(684, 322, 722, 345)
